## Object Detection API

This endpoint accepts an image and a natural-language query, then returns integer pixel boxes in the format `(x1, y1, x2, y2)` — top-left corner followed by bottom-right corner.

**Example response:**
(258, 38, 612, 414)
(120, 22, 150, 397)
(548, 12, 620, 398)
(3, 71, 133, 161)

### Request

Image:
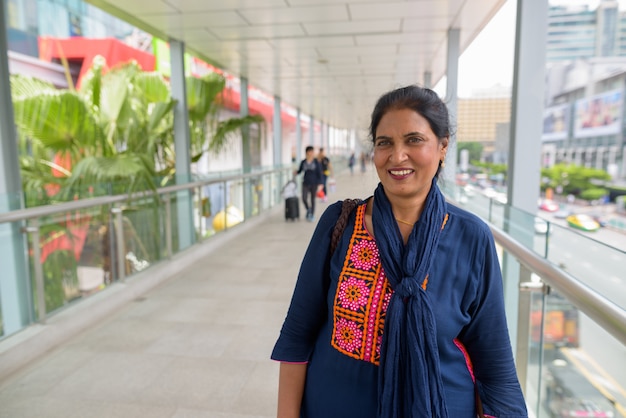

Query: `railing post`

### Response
(517, 269, 547, 399)
(164, 194, 172, 258)
(223, 180, 228, 231)
(196, 186, 203, 240)
(24, 220, 46, 323)
(111, 207, 125, 282)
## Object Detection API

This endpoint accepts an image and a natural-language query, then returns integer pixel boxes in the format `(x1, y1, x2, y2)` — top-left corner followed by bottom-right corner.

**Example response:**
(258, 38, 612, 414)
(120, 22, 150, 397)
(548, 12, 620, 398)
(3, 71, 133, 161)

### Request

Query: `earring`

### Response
(440, 160, 446, 168)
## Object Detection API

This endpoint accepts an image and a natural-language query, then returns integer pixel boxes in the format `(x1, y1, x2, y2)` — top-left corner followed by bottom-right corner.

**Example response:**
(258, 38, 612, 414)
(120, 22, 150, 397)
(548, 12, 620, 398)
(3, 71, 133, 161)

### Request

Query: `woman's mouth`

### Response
(388, 169, 414, 180)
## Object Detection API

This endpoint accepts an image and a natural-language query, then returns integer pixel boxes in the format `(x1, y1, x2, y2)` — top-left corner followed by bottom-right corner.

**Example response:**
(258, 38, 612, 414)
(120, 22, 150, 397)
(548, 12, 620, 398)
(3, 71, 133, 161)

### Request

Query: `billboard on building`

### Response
(574, 90, 622, 138)
(542, 104, 570, 141)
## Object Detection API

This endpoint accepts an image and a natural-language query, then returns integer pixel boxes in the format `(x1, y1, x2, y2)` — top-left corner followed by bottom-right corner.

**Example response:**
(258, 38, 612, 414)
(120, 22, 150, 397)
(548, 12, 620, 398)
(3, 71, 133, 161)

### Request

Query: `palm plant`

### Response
(11, 54, 264, 299)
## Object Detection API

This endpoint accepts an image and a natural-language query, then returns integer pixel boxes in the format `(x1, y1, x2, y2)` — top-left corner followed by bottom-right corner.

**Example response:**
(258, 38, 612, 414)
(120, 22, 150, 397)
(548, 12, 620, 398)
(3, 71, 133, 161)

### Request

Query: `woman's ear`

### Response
(440, 137, 449, 159)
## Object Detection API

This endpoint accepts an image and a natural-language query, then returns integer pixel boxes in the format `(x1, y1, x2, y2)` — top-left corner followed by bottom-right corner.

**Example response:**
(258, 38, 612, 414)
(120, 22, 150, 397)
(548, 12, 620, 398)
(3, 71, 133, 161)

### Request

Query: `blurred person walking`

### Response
(318, 148, 333, 201)
(348, 152, 356, 175)
(295, 146, 323, 222)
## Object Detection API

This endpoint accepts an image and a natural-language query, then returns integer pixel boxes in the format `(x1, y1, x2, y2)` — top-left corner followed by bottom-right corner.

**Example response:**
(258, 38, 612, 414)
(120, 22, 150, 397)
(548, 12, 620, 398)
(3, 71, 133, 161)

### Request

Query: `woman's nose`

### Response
(389, 144, 408, 162)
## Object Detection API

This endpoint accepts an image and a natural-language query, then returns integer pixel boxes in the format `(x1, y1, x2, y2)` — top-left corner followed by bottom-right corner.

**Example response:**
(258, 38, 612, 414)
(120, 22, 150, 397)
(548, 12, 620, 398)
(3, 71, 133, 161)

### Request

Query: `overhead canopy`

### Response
(86, 0, 506, 130)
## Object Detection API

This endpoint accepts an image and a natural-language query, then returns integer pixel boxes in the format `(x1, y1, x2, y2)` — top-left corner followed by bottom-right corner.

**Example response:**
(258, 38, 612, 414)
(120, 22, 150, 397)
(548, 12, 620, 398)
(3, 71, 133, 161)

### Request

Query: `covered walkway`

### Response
(0, 168, 379, 418)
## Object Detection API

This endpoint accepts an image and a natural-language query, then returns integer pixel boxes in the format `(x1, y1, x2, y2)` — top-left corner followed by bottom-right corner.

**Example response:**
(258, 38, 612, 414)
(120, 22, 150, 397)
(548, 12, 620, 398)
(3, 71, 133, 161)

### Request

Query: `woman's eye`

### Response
(375, 139, 391, 146)
(407, 136, 422, 143)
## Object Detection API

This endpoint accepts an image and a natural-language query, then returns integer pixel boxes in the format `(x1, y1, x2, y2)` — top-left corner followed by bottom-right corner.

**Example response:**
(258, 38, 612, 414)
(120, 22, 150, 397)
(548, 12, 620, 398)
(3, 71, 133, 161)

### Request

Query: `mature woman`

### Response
(272, 85, 527, 418)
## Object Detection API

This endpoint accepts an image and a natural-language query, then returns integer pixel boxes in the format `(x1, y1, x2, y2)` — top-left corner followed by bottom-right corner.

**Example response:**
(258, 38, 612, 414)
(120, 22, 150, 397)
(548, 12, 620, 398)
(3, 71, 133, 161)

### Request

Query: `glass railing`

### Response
(444, 183, 626, 418)
(0, 167, 292, 338)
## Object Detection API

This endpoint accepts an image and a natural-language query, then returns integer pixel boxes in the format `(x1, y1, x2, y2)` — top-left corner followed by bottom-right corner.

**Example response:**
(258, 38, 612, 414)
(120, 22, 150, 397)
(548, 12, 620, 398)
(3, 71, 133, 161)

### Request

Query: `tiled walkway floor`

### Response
(0, 167, 379, 418)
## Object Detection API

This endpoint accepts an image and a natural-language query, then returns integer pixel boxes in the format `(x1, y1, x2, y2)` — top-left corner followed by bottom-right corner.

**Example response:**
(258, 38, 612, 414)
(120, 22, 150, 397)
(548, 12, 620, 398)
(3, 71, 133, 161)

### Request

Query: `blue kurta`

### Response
(272, 199, 527, 418)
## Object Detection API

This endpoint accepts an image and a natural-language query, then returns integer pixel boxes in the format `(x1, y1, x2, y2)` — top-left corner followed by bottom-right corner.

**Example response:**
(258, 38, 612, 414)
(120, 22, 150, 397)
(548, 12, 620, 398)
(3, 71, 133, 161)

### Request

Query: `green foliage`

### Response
(41, 250, 78, 313)
(540, 164, 611, 195)
(457, 142, 483, 162)
(471, 161, 508, 181)
(12, 89, 102, 154)
(209, 115, 266, 153)
(186, 72, 225, 121)
(579, 188, 608, 201)
(11, 56, 262, 200)
(11, 55, 266, 292)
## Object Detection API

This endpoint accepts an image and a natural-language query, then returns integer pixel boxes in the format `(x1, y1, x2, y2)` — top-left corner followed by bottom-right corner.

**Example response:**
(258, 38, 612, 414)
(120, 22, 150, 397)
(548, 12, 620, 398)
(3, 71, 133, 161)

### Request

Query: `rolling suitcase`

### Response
(285, 196, 300, 221)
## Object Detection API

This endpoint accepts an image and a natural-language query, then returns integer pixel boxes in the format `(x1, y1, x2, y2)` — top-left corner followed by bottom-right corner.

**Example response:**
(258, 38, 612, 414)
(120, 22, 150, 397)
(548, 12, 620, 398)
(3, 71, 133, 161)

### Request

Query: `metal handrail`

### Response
(0, 168, 282, 225)
(0, 167, 290, 323)
(490, 223, 626, 347)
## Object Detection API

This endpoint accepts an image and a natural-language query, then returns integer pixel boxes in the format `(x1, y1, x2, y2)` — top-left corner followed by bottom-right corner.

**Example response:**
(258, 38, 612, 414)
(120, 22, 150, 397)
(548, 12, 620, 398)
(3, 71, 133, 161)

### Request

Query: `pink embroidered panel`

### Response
(331, 204, 393, 365)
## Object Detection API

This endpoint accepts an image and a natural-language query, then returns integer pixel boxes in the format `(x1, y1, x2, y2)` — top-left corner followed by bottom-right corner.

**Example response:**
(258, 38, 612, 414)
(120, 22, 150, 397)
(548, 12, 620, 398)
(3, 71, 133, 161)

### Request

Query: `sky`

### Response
(444, 0, 626, 97)
(456, 0, 516, 97)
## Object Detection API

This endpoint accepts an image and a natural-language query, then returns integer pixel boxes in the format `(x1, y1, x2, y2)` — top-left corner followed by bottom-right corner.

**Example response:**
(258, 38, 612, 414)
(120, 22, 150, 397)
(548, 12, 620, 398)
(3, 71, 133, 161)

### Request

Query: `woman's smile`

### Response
(388, 168, 414, 179)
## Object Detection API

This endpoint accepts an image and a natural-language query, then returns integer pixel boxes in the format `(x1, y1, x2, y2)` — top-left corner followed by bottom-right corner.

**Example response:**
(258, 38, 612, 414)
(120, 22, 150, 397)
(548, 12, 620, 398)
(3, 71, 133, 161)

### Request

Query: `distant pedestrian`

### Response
(295, 146, 323, 221)
(318, 148, 333, 201)
(360, 151, 367, 173)
(348, 152, 356, 175)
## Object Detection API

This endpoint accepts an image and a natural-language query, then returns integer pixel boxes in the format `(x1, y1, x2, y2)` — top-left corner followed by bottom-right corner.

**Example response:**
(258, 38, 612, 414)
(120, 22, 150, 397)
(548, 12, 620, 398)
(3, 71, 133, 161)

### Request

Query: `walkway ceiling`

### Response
(87, 0, 506, 132)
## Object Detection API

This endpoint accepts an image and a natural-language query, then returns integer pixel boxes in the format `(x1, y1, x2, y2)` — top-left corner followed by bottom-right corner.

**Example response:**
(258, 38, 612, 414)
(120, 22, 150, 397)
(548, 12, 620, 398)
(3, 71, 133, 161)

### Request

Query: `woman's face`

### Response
(373, 107, 447, 202)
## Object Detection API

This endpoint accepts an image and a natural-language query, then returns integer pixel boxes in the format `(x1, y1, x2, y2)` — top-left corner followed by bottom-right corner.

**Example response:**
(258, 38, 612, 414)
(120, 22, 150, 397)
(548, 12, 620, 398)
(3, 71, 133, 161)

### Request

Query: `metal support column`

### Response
(309, 115, 315, 146)
(296, 108, 302, 163)
(240, 77, 253, 219)
(445, 27, 460, 185)
(273, 95, 282, 168)
(0, 0, 31, 335)
(423, 70, 432, 89)
(505, 0, 549, 355)
(170, 39, 195, 250)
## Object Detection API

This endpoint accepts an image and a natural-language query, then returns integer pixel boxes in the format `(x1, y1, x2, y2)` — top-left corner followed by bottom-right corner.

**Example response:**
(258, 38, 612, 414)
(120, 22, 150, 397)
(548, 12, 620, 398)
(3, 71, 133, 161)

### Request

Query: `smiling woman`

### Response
(272, 85, 528, 418)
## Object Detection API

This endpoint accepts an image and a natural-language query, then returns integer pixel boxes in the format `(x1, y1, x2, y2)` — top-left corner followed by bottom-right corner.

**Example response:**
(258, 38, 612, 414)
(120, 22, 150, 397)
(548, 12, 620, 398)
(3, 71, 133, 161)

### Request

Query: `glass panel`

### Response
(527, 288, 548, 417)
(539, 292, 619, 418)
(226, 178, 245, 228)
(120, 195, 164, 276)
(544, 222, 625, 310)
(446, 183, 626, 418)
(31, 207, 103, 316)
(201, 182, 227, 237)
(261, 172, 273, 211)
(192, 187, 203, 242)
(0, 169, 292, 335)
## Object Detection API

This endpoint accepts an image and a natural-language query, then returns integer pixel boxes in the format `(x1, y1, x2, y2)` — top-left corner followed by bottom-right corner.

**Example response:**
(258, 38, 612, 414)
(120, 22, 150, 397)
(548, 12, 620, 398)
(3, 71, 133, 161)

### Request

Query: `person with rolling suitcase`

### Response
(295, 146, 323, 222)
(282, 178, 299, 221)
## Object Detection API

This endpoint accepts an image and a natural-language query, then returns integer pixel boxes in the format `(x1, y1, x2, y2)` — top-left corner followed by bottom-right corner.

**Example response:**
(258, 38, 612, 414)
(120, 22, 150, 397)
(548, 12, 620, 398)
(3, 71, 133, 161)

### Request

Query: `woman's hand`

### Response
(277, 362, 307, 418)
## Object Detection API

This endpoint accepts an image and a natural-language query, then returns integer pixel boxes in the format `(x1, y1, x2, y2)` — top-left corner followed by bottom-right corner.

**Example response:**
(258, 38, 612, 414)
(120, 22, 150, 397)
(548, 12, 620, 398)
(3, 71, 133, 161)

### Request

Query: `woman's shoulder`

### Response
(319, 198, 367, 223)
(445, 203, 493, 241)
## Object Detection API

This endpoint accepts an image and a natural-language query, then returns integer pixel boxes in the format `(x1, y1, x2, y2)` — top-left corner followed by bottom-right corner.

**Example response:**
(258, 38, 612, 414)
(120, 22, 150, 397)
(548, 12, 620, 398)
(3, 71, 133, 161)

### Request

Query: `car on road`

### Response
(539, 199, 560, 212)
(588, 213, 608, 228)
(566, 214, 601, 232)
(553, 207, 571, 219)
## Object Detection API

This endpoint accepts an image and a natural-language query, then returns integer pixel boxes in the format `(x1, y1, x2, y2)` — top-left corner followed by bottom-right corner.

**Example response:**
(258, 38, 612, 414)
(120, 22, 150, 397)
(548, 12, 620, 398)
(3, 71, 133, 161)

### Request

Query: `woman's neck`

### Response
(388, 196, 426, 226)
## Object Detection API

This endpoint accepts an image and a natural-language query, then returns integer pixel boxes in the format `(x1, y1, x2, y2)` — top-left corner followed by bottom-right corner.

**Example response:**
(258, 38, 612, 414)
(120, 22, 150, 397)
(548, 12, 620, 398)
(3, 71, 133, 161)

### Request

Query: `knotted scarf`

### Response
(373, 177, 449, 418)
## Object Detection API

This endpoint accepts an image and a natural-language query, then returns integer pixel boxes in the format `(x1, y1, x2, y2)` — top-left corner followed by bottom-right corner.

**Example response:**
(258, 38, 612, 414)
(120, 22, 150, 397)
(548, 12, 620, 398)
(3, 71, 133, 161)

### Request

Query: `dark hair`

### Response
(369, 85, 450, 144)
(305, 145, 314, 153)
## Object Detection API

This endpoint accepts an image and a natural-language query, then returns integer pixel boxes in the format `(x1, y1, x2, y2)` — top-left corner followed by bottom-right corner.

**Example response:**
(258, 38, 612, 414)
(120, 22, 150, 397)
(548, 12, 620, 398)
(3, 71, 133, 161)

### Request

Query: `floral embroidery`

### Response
(349, 240, 379, 271)
(335, 318, 363, 352)
(331, 204, 393, 365)
(338, 276, 369, 311)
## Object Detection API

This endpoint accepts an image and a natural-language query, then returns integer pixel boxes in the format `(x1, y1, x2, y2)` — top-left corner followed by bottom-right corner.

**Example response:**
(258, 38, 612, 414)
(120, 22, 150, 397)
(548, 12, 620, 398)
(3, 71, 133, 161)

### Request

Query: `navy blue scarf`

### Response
(373, 178, 449, 418)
